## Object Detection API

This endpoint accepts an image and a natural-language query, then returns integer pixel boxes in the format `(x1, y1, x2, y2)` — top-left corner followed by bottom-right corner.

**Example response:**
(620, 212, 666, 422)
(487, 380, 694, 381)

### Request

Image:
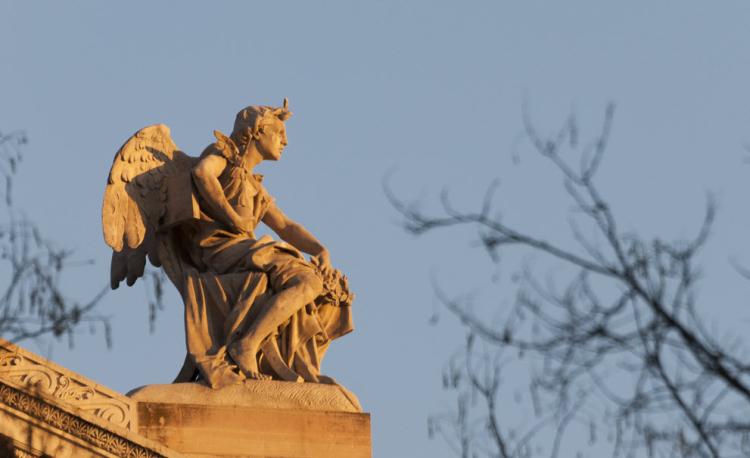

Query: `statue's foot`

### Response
(317, 374, 338, 385)
(208, 368, 246, 388)
(228, 341, 271, 381)
(244, 370, 272, 381)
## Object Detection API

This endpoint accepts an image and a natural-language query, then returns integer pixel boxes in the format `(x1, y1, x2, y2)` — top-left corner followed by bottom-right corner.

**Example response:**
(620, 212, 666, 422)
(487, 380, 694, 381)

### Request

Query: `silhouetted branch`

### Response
(390, 104, 750, 457)
(0, 130, 110, 346)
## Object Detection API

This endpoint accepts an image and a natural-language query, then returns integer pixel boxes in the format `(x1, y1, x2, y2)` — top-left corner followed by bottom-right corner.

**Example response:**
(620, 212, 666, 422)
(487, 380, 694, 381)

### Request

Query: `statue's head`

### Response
(231, 99, 292, 161)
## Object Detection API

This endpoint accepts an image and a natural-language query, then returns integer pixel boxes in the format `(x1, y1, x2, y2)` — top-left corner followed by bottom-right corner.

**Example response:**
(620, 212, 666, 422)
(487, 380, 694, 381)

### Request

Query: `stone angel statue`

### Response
(101, 100, 354, 388)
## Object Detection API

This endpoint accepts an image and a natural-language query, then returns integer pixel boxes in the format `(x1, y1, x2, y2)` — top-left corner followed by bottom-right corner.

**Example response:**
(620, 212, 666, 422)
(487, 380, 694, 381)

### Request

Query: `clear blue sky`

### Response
(3, 2, 750, 456)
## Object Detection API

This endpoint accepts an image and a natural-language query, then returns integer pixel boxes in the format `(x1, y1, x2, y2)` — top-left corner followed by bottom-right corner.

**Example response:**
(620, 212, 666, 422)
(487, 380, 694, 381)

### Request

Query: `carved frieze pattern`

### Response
(0, 346, 131, 429)
(0, 381, 164, 458)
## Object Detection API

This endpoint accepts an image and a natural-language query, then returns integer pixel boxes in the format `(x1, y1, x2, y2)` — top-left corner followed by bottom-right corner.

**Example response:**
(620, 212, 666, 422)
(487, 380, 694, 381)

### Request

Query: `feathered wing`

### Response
(102, 124, 197, 289)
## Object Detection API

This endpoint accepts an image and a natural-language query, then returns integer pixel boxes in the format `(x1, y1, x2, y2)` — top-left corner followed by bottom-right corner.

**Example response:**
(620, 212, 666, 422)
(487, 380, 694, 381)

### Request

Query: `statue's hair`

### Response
(232, 98, 292, 141)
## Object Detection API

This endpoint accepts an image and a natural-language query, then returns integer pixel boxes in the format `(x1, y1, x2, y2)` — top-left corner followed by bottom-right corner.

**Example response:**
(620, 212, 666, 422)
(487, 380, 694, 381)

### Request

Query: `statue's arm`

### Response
(191, 155, 247, 233)
(263, 205, 331, 268)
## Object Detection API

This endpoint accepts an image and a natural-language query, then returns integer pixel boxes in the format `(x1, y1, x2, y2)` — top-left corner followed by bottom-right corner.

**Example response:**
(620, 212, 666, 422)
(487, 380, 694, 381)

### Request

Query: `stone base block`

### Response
(128, 380, 362, 413)
(136, 401, 371, 458)
(0, 338, 371, 458)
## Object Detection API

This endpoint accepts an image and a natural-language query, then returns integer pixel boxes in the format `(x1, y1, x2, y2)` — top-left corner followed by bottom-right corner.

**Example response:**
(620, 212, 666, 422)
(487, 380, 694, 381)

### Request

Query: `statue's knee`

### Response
(302, 273, 323, 301)
(278, 269, 323, 303)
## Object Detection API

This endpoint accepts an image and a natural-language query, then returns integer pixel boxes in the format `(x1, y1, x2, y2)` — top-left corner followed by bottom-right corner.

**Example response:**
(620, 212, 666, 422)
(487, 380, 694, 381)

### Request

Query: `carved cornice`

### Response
(0, 381, 165, 458)
(0, 341, 133, 430)
(0, 434, 43, 458)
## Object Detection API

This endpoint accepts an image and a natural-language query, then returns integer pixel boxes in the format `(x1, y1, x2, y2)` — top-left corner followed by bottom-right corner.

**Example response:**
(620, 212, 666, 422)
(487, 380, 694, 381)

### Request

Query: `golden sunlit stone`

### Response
(0, 101, 370, 457)
(0, 338, 371, 457)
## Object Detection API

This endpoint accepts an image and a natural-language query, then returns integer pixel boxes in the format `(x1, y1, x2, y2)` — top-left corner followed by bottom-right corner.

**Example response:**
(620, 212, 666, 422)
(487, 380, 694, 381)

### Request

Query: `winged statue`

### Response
(102, 100, 354, 388)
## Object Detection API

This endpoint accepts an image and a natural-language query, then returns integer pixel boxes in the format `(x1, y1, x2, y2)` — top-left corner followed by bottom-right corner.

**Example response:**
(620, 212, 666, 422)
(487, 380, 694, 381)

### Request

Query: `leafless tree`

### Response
(387, 104, 750, 457)
(0, 129, 112, 345)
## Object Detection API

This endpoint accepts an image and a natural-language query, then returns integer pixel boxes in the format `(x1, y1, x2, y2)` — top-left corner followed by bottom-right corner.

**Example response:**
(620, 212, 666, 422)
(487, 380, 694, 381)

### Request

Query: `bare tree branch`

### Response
(0, 129, 110, 346)
(390, 104, 750, 457)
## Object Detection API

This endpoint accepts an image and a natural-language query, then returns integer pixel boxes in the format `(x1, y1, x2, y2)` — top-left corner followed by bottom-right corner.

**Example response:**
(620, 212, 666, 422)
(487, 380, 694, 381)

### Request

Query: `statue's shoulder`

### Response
(202, 130, 241, 166)
(199, 142, 228, 162)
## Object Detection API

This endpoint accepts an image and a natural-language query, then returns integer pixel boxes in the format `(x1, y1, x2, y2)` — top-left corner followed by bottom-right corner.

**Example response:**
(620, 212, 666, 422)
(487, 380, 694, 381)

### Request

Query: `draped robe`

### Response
(159, 143, 354, 388)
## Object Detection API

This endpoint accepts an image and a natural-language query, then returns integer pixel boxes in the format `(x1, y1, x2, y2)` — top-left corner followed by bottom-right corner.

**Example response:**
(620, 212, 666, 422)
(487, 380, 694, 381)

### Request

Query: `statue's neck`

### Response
(238, 142, 263, 171)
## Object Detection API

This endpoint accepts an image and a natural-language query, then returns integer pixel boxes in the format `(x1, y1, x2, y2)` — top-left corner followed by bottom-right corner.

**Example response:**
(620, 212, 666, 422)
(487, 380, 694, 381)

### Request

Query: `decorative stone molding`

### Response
(0, 381, 166, 458)
(0, 434, 43, 458)
(0, 339, 134, 430)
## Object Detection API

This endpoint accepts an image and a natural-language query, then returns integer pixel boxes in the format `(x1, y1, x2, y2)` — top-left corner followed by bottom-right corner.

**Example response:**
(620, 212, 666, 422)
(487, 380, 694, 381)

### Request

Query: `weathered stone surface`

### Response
(0, 396, 183, 458)
(0, 339, 372, 457)
(0, 338, 184, 457)
(128, 380, 362, 413)
(0, 338, 136, 430)
(136, 402, 371, 458)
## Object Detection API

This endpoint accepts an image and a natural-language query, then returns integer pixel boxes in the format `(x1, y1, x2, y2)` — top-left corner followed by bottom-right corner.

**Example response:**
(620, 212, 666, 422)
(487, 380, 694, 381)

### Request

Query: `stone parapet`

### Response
(0, 339, 372, 457)
(0, 338, 183, 457)
(128, 380, 362, 413)
(0, 339, 136, 430)
(130, 381, 371, 457)
(136, 401, 371, 458)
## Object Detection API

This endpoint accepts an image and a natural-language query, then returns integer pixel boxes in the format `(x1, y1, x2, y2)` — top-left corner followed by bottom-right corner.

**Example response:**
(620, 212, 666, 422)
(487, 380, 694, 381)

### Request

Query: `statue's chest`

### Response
(219, 166, 269, 225)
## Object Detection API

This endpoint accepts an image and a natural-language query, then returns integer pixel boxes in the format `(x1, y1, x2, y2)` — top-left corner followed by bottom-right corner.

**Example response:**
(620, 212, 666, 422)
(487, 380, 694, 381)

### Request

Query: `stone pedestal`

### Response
(0, 339, 180, 458)
(130, 382, 371, 458)
(137, 402, 370, 458)
(0, 339, 372, 458)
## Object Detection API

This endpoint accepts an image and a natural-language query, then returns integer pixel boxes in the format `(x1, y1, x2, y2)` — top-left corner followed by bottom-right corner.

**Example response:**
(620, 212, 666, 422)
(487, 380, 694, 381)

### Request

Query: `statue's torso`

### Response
(218, 165, 272, 234)
(197, 143, 274, 237)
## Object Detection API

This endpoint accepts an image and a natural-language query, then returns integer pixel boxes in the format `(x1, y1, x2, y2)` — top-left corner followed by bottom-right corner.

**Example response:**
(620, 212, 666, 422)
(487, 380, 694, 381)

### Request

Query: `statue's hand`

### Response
(312, 249, 333, 276)
(233, 219, 255, 236)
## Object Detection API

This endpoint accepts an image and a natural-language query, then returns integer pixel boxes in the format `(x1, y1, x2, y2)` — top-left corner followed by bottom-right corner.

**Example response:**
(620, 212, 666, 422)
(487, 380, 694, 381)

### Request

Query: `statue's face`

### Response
(256, 119, 287, 161)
